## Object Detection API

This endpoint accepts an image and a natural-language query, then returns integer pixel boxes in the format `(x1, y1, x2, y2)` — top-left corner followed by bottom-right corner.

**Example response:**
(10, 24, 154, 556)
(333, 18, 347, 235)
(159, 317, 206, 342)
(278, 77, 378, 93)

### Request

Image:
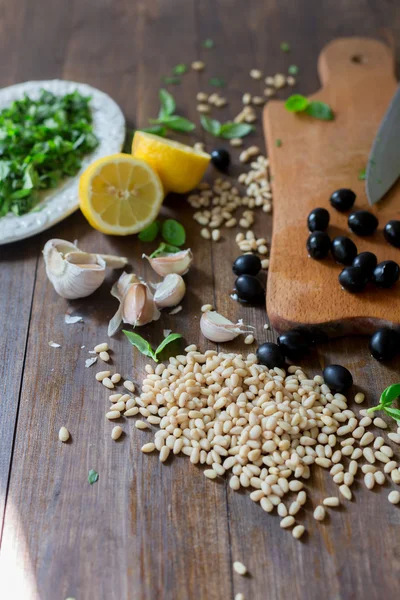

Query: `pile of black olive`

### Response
(232, 254, 266, 304)
(306, 188, 400, 293)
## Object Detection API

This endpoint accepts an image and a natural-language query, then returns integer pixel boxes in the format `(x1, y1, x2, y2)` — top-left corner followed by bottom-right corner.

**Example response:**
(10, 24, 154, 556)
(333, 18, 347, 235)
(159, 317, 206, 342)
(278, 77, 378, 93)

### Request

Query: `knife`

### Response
(366, 85, 400, 205)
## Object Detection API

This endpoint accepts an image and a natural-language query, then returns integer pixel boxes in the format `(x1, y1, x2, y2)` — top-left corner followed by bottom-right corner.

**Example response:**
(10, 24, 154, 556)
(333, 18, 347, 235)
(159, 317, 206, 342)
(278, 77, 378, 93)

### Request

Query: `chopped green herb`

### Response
(209, 77, 225, 87)
(367, 383, 400, 423)
(163, 76, 181, 85)
(150, 242, 182, 258)
(203, 38, 214, 49)
(162, 219, 186, 246)
(172, 64, 188, 75)
(285, 94, 334, 121)
(88, 469, 99, 485)
(138, 221, 160, 242)
(358, 168, 366, 181)
(288, 65, 299, 75)
(275, 139, 282, 147)
(123, 330, 182, 362)
(158, 88, 176, 119)
(280, 42, 290, 52)
(0, 89, 99, 217)
(200, 115, 253, 139)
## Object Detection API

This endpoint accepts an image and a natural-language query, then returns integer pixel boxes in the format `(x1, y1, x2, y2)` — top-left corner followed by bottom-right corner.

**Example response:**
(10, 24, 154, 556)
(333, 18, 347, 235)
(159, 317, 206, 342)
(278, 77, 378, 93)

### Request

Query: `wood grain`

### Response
(1, 1, 400, 600)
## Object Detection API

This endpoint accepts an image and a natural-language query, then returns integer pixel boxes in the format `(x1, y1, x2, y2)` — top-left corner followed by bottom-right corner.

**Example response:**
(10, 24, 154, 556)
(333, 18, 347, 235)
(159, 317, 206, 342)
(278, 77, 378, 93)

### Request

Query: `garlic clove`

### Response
(200, 311, 254, 343)
(154, 273, 186, 308)
(65, 251, 127, 269)
(143, 249, 193, 277)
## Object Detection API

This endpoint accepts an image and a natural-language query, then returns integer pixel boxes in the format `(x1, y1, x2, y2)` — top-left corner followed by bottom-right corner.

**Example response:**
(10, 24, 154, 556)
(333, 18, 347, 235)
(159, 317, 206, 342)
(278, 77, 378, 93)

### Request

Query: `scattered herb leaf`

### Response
(280, 41, 290, 52)
(139, 125, 167, 137)
(219, 122, 253, 139)
(148, 90, 195, 134)
(173, 64, 188, 75)
(275, 139, 282, 147)
(209, 77, 226, 87)
(367, 383, 400, 422)
(156, 115, 195, 132)
(138, 221, 160, 242)
(88, 469, 99, 485)
(123, 330, 157, 361)
(288, 65, 299, 75)
(358, 168, 366, 181)
(200, 115, 222, 136)
(150, 242, 182, 258)
(305, 101, 334, 121)
(155, 333, 183, 357)
(159, 88, 176, 119)
(163, 76, 181, 85)
(203, 38, 214, 49)
(162, 219, 186, 246)
(285, 94, 310, 113)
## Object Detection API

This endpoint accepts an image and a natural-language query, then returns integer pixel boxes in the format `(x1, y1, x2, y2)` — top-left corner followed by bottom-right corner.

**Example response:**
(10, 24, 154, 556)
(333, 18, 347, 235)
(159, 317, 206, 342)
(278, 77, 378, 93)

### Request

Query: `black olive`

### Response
(369, 328, 400, 361)
(278, 330, 310, 360)
(331, 236, 357, 265)
(232, 254, 261, 276)
(307, 208, 330, 232)
(235, 275, 265, 303)
(338, 266, 369, 293)
(352, 252, 378, 277)
(373, 260, 400, 288)
(323, 364, 353, 393)
(256, 342, 285, 368)
(330, 189, 356, 212)
(210, 148, 231, 172)
(306, 231, 331, 259)
(383, 220, 400, 248)
(348, 210, 378, 236)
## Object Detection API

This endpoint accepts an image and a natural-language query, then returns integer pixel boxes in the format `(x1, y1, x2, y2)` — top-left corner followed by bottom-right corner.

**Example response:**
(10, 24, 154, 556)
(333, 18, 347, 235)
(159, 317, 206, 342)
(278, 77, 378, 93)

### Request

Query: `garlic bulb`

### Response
(200, 311, 254, 343)
(153, 274, 186, 308)
(43, 239, 127, 300)
(143, 249, 193, 277)
(108, 272, 160, 336)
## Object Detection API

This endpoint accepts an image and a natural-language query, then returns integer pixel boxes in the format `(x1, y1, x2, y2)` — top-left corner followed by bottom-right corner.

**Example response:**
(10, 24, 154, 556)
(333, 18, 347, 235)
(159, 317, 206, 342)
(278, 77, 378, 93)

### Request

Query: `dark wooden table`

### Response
(1, 1, 400, 599)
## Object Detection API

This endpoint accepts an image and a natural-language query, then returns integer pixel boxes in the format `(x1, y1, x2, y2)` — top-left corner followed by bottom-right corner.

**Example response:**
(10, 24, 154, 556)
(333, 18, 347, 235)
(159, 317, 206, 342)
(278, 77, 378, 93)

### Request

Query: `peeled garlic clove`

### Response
(200, 311, 254, 343)
(143, 249, 193, 277)
(154, 273, 186, 308)
(43, 239, 106, 299)
(65, 251, 127, 269)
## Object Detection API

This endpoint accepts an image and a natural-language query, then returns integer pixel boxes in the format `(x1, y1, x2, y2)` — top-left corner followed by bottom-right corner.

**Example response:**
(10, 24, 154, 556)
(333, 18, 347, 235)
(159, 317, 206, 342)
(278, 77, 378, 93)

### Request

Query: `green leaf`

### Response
(275, 139, 282, 147)
(0, 160, 10, 180)
(358, 168, 366, 181)
(288, 65, 299, 75)
(88, 469, 99, 485)
(162, 219, 186, 246)
(285, 94, 310, 113)
(383, 406, 400, 422)
(220, 122, 253, 139)
(160, 116, 195, 132)
(138, 221, 160, 242)
(203, 38, 214, 49)
(200, 115, 221, 136)
(305, 101, 334, 121)
(380, 383, 400, 406)
(163, 76, 181, 85)
(10, 188, 32, 199)
(209, 77, 225, 87)
(159, 89, 176, 119)
(150, 242, 182, 258)
(173, 64, 188, 75)
(155, 333, 182, 357)
(139, 125, 167, 137)
(280, 41, 290, 52)
(123, 330, 157, 361)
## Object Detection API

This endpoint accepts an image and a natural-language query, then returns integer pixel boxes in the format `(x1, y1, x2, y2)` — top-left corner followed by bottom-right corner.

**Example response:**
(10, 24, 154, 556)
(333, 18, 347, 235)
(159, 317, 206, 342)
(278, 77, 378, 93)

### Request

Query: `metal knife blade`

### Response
(366, 84, 400, 205)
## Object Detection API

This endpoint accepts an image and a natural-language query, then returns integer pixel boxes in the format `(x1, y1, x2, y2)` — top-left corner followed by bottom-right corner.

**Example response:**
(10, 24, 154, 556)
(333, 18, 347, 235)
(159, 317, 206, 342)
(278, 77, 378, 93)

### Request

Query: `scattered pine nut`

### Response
(230, 138, 243, 147)
(292, 525, 305, 540)
(96, 370, 111, 381)
(374, 471, 385, 485)
(204, 469, 217, 479)
(323, 497, 340, 507)
(111, 426, 123, 440)
(388, 433, 400, 445)
(201, 228, 211, 239)
(235, 594, 245, 600)
(111, 373, 121, 384)
(280, 515, 295, 528)
(196, 92, 208, 102)
(233, 561, 247, 576)
(58, 427, 70, 442)
(197, 103, 210, 114)
(191, 61, 205, 71)
(141, 443, 155, 453)
(388, 490, 400, 504)
(124, 380, 135, 393)
(99, 351, 110, 362)
(109, 393, 122, 403)
(313, 505, 326, 521)
(94, 343, 108, 353)
(250, 69, 262, 80)
(364, 472, 375, 489)
(112, 401, 126, 412)
(354, 392, 365, 404)
(211, 229, 221, 241)
(102, 378, 114, 389)
(339, 484, 352, 501)
(244, 334, 255, 345)
(125, 407, 139, 417)
(373, 417, 387, 429)
(106, 411, 120, 420)
(135, 420, 149, 430)
(159, 446, 170, 462)
(201, 304, 214, 312)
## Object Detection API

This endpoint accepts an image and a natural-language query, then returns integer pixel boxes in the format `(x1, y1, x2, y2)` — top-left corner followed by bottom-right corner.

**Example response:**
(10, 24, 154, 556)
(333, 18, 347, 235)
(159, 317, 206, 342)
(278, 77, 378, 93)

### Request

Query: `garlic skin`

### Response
(143, 249, 193, 277)
(108, 272, 160, 336)
(43, 239, 128, 300)
(200, 311, 254, 343)
(154, 274, 186, 308)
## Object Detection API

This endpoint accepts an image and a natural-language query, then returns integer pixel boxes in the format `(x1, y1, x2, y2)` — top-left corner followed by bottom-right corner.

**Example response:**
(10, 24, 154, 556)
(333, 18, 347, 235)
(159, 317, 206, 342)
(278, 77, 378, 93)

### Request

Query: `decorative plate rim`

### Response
(0, 79, 126, 245)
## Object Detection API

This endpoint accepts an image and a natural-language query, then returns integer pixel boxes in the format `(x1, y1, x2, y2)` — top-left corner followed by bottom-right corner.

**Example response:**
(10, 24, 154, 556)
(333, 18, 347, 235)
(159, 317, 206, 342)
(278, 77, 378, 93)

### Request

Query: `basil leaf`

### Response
(160, 116, 195, 132)
(384, 406, 400, 422)
(288, 65, 299, 75)
(203, 39, 214, 49)
(162, 219, 186, 246)
(123, 330, 157, 361)
(173, 64, 187, 75)
(155, 333, 182, 357)
(163, 76, 181, 85)
(358, 168, 366, 181)
(380, 383, 400, 406)
(150, 242, 182, 258)
(88, 469, 99, 485)
(140, 125, 167, 137)
(209, 77, 225, 87)
(305, 101, 334, 121)
(280, 41, 290, 52)
(220, 122, 253, 139)
(159, 89, 176, 119)
(138, 221, 160, 242)
(285, 94, 310, 113)
(200, 115, 221, 136)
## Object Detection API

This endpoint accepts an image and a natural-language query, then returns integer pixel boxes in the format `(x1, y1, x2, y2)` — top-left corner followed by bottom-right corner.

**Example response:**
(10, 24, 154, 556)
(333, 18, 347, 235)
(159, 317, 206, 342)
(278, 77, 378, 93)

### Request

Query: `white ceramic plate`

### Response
(0, 79, 126, 245)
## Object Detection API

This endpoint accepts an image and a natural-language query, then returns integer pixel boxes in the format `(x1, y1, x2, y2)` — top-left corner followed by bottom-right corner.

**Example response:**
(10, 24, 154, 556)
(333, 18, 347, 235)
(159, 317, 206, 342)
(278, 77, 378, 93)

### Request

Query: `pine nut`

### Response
(192, 61, 205, 71)
(373, 417, 387, 429)
(111, 373, 121, 384)
(109, 393, 122, 403)
(313, 505, 325, 521)
(58, 426, 70, 442)
(94, 343, 108, 353)
(364, 473, 375, 490)
(375, 451, 390, 464)
(250, 69, 262, 80)
(244, 335, 254, 345)
(323, 497, 340, 507)
(141, 443, 155, 453)
(124, 380, 135, 392)
(354, 392, 365, 404)
(292, 525, 305, 540)
(233, 561, 247, 575)
(360, 431, 374, 446)
(280, 516, 295, 528)
(388, 433, 400, 445)
(204, 469, 217, 479)
(102, 378, 114, 389)
(96, 370, 111, 381)
(289, 501, 301, 515)
(339, 484, 352, 500)
(124, 407, 139, 416)
(201, 304, 213, 312)
(159, 447, 170, 462)
(135, 421, 148, 430)
(99, 351, 110, 362)
(391, 469, 400, 484)
(111, 426, 123, 440)
(384, 461, 398, 474)
(111, 401, 126, 412)
(106, 411, 120, 420)
(388, 490, 400, 504)
(363, 447, 375, 463)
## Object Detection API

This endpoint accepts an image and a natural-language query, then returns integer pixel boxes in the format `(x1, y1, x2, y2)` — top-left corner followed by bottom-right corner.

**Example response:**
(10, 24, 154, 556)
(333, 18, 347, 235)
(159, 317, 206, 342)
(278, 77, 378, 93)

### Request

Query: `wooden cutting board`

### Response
(263, 37, 400, 337)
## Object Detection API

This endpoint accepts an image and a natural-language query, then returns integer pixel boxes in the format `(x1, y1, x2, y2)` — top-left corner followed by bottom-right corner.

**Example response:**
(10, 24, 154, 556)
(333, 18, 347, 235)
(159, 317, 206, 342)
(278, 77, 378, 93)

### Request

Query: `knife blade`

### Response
(366, 84, 400, 205)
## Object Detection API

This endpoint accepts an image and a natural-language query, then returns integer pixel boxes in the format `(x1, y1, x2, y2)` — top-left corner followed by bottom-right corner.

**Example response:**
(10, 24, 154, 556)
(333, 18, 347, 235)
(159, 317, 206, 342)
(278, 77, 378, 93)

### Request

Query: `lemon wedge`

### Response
(79, 154, 164, 235)
(132, 131, 210, 194)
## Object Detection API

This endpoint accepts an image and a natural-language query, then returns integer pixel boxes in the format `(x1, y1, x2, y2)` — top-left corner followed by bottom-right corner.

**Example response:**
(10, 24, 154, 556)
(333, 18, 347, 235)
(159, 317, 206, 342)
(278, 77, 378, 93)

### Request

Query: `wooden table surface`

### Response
(1, 1, 400, 599)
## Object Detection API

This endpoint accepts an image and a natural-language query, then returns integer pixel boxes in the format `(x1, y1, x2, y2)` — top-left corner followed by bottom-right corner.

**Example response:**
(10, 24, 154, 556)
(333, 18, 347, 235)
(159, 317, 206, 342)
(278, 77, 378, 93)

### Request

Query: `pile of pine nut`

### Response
(125, 347, 400, 540)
